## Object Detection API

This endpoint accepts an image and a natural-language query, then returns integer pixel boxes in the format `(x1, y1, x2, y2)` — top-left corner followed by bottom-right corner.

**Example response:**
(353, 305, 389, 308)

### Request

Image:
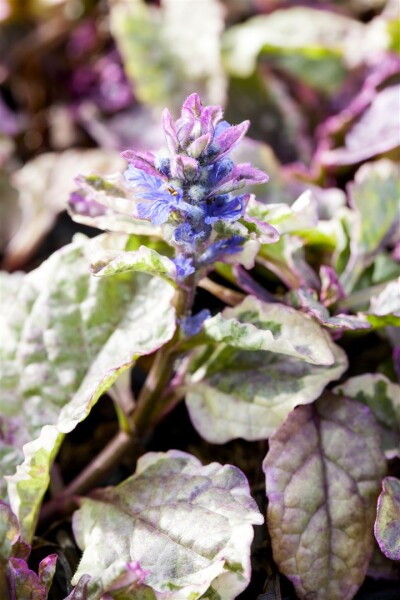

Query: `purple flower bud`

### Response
(187, 133, 212, 158)
(170, 155, 199, 181)
(162, 108, 179, 154)
(181, 93, 203, 119)
(213, 120, 250, 161)
(200, 105, 224, 136)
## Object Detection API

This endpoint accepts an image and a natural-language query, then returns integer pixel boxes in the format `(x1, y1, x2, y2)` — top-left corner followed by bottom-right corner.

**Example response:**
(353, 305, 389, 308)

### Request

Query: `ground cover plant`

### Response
(0, 1, 399, 599)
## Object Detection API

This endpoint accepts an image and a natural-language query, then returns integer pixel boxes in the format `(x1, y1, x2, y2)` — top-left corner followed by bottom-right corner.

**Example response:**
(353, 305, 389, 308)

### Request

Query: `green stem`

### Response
(338, 281, 389, 311)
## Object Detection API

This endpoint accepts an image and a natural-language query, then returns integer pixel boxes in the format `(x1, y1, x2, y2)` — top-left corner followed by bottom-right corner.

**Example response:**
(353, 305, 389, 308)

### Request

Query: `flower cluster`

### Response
(121, 93, 268, 280)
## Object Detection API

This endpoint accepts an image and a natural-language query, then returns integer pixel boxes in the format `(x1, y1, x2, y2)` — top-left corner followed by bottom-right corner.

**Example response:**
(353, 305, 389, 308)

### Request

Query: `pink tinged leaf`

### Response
(162, 108, 179, 154)
(187, 133, 212, 158)
(375, 477, 400, 561)
(107, 561, 148, 591)
(38, 554, 58, 592)
(214, 121, 250, 159)
(319, 85, 400, 166)
(181, 93, 203, 119)
(120, 150, 160, 177)
(263, 394, 386, 600)
(243, 215, 280, 245)
(320, 265, 345, 307)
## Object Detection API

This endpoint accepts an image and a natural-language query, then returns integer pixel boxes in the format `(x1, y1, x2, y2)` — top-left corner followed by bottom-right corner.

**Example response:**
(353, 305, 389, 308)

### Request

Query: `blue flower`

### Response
(173, 254, 195, 280)
(124, 165, 183, 225)
(199, 236, 246, 267)
(204, 194, 246, 225)
(180, 309, 211, 336)
(174, 221, 212, 251)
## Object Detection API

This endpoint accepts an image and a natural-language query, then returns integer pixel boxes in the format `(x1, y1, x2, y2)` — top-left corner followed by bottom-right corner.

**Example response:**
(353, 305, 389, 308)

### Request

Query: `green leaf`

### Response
(222, 8, 359, 91)
(263, 395, 386, 600)
(185, 342, 347, 443)
(334, 374, 400, 458)
(3, 150, 125, 270)
(203, 296, 338, 365)
(90, 245, 177, 284)
(1, 234, 176, 541)
(111, 0, 225, 110)
(375, 477, 400, 562)
(0, 501, 20, 561)
(341, 160, 400, 292)
(71, 451, 263, 599)
(246, 191, 318, 235)
(366, 277, 400, 328)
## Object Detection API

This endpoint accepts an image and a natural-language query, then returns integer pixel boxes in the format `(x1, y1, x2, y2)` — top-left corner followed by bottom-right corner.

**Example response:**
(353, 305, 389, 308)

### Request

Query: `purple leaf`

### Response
(375, 477, 400, 562)
(8, 555, 57, 600)
(319, 85, 400, 166)
(263, 395, 386, 600)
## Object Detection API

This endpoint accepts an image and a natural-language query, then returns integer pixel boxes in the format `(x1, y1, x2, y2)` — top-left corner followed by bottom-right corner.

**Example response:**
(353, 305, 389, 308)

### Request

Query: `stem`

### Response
(198, 277, 245, 306)
(131, 338, 179, 433)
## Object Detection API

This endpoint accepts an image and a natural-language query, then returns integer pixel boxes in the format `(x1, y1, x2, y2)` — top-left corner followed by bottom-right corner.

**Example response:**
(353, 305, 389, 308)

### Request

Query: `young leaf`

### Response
(185, 343, 347, 443)
(334, 374, 400, 458)
(1, 235, 176, 541)
(203, 296, 338, 365)
(90, 245, 177, 283)
(341, 160, 400, 292)
(366, 277, 400, 328)
(263, 395, 386, 600)
(375, 477, 400, 562)
(71, 451, 263, 600)
(290, 289, 371, 331)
